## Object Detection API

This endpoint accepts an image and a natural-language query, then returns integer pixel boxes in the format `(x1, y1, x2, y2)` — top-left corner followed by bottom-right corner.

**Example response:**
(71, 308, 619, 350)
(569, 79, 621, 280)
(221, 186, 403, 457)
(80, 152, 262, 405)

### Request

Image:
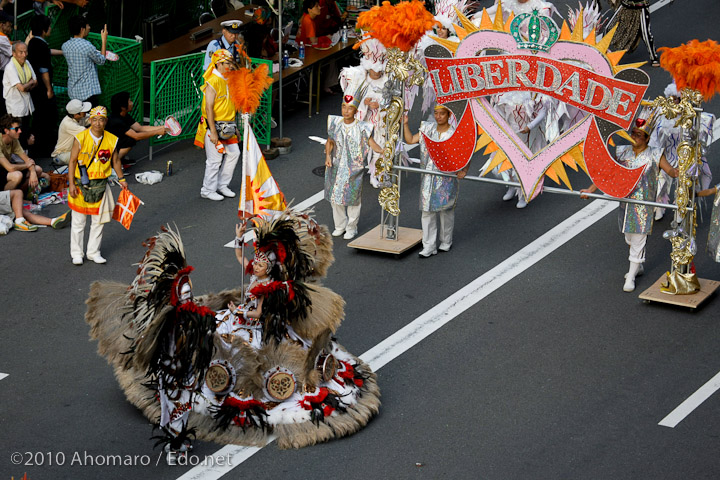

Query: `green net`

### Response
(149, 54, 273, 147)
(149, 52, 206, 146)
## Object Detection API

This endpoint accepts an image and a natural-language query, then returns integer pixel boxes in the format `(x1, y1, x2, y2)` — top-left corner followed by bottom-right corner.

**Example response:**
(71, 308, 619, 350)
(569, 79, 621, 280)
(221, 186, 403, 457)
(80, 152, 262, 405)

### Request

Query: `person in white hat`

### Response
(51, 99, 90, 165)
(203, 19, 245, 70)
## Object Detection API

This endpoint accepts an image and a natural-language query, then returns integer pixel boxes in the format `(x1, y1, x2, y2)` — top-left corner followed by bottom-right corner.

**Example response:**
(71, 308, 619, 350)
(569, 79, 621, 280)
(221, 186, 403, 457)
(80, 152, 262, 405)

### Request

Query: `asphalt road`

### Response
(2, 1, 720, 478)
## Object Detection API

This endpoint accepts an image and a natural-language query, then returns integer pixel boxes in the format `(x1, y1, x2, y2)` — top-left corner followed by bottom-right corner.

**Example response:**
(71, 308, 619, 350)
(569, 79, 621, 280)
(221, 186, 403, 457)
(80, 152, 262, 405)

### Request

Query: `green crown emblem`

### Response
(510, 10, 559, 53)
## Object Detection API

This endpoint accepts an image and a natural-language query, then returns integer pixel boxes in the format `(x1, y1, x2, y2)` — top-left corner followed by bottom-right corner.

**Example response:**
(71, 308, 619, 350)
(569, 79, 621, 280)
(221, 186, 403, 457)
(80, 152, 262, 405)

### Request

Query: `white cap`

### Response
(66, 99, 92, 115)
(220, 20, 243, 32)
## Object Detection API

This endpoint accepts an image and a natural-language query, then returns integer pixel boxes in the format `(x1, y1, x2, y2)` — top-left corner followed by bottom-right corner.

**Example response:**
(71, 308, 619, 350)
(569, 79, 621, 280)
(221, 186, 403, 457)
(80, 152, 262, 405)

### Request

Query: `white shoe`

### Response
(72, 257, 83, 266)
(343, 230, 357, 240)
(419, 246, 437, 258)
(87, 254, 107, 264)
(502, 187, 516, 201)
(332, 228, 345, 237)
(218, 187, 236, 198)
(623, 276, 636, 292)
(438, 243, 452, 252)
(201, 191, 224, 201)
(516, 197, 527, 209)
(624, 264, 644, 278)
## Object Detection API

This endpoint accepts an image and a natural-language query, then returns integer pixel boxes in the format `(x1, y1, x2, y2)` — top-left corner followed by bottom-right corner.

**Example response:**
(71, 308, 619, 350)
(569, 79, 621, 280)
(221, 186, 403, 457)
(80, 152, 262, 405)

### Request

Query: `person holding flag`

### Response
(67, 105, 126, 265)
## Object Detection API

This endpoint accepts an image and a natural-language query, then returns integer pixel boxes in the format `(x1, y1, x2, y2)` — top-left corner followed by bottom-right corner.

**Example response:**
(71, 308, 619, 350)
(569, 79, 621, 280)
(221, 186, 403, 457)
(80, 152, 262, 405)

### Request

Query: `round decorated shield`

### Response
(205, 360, 234, 394)
(265, 368, 296, 401)
(317, 353, 337, 382)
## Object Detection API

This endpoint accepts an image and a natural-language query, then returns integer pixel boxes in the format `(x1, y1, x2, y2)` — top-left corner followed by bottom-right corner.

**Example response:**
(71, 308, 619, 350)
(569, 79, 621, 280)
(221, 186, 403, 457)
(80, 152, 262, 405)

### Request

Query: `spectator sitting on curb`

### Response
(0, 114, 48, 192)
(52, 99, 90, 166)
(106, 91, 167, 165)
(0, 188, 70, 232)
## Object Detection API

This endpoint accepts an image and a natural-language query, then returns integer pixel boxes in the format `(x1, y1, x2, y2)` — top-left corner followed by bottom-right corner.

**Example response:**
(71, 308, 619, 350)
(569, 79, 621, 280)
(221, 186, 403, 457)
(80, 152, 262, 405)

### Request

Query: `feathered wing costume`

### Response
(86, 212, 380, 452)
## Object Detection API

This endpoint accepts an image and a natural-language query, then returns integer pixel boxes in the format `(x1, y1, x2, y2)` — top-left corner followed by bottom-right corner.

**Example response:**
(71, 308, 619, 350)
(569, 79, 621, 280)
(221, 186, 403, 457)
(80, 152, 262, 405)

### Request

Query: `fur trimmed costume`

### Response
(85, 211, 380, 454)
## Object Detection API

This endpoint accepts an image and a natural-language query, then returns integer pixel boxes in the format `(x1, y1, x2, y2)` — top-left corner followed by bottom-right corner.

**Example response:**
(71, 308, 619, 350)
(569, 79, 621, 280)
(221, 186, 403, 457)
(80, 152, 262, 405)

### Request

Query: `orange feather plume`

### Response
(225, 63, 274, 115)
(356, 0, 436, 52)
(658, 39, 720, 102)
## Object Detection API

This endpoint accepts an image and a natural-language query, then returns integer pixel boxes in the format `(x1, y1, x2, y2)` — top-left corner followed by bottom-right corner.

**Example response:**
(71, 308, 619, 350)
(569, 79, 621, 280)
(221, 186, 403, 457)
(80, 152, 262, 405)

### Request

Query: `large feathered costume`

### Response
(85, 211, 380, 453)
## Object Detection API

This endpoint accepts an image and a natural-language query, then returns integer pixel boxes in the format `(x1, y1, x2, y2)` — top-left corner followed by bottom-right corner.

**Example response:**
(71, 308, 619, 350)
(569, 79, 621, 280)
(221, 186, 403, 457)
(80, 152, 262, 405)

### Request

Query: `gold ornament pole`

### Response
(638, 88, 720, 304)
(375, 48, 427, 240)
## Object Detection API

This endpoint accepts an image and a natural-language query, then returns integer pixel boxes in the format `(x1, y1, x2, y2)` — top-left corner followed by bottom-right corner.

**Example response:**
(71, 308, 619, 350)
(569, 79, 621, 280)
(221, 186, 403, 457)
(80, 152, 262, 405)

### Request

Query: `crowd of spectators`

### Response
(0, 2, 128, 236)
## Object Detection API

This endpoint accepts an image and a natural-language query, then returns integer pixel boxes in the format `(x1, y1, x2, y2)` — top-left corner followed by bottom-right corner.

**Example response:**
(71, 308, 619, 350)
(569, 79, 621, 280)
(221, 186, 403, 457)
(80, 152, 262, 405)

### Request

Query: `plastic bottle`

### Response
(298, 42, 305, 60)
(282, 50, 289, 68)
(341, 25, 347, 44)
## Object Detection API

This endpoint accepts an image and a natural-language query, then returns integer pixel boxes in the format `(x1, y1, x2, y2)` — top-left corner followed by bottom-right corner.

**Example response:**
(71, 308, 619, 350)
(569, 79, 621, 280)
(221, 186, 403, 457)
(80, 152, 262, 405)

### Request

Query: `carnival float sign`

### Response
(423, 6, 651, 201)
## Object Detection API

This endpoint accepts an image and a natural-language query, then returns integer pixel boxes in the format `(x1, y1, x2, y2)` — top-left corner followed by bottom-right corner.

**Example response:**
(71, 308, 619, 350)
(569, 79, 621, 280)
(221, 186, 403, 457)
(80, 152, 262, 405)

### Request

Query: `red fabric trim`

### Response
(175, 300, 215, 318)
(299, 387, 329, 410)
(249, 280, 295, 301)
(224, 396, 265, 410)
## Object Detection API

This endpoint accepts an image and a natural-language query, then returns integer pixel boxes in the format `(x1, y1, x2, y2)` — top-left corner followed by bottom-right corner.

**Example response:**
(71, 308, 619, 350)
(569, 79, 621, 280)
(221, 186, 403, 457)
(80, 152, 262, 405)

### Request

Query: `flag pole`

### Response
(239, 112, 250, 303)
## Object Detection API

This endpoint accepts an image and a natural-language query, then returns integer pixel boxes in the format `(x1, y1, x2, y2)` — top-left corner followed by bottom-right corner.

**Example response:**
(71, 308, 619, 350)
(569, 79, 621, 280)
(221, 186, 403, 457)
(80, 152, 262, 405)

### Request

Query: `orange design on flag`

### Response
(238, 127, 286, 218)
(113, 189, 142, 230)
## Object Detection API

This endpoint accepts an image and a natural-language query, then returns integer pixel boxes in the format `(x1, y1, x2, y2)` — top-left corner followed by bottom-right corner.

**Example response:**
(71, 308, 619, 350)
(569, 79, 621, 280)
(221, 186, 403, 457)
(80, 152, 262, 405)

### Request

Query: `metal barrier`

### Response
(149, 52, 206, 150)
(149, 53, 273, 154)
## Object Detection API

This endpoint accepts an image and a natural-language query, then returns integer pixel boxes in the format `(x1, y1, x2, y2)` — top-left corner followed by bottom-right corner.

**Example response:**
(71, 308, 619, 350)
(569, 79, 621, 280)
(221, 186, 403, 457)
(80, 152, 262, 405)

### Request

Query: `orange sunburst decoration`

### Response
(420, 2, 652, 201)
(355, 0, 436, 52)
(659, 39, 720, 102)
(226, 64, 274, 115)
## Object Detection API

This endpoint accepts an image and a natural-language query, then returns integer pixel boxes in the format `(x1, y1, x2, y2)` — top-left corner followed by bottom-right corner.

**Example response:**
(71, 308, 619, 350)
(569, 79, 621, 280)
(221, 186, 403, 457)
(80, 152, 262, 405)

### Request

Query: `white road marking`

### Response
(659, 371, 720, 428)
(361, 199, 617, 371)
(179, 199, 618, 479)
(0, 373, 7, 381)
(292, 190, 325, 211)
(176, 443, 271, 480)
(649, 0, 675, 13)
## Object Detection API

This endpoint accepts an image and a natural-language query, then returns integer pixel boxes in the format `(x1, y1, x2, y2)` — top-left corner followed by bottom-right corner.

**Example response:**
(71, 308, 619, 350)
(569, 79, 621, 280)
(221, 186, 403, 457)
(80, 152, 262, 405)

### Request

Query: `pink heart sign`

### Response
(423, 27, 651, 200)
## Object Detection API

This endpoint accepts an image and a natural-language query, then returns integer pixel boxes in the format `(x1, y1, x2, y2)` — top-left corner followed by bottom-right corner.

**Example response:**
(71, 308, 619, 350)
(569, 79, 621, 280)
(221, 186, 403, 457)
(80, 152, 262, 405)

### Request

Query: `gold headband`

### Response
(89, 106, 107, 118)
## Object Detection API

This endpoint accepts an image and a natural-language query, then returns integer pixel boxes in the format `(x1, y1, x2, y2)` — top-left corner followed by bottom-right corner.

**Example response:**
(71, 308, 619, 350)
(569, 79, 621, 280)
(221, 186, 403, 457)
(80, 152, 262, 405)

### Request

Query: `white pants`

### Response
(71, 210, 103, 259)
(201, 136, 240, 195)
(624, 233, 647, 264)
(331, 202, 361, 233)
(421, 209, 454, 250)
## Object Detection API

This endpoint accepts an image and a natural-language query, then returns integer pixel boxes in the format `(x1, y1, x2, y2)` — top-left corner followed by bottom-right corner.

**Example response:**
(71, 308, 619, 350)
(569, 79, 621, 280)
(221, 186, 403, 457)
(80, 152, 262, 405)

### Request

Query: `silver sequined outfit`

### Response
(707, 184, 720, 263)
(324, 116, 373, 206)
(616, 145, 663, 235)
(419, 121, 459, 212)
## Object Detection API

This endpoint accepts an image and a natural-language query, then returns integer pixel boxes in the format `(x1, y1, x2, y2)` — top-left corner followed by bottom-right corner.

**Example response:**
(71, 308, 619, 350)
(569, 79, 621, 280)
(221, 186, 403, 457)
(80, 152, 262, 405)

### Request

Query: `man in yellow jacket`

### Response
(194, 49, 239, 201)
(67, 105, 127, 265)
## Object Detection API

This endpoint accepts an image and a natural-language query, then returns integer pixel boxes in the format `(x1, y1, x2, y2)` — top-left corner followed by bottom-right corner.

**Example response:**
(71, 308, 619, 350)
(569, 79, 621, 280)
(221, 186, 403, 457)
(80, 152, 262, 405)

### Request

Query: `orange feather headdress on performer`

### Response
(225, 63, 274, 115)
(355, 0, 436, 52)
(658, 39, 720, 102)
